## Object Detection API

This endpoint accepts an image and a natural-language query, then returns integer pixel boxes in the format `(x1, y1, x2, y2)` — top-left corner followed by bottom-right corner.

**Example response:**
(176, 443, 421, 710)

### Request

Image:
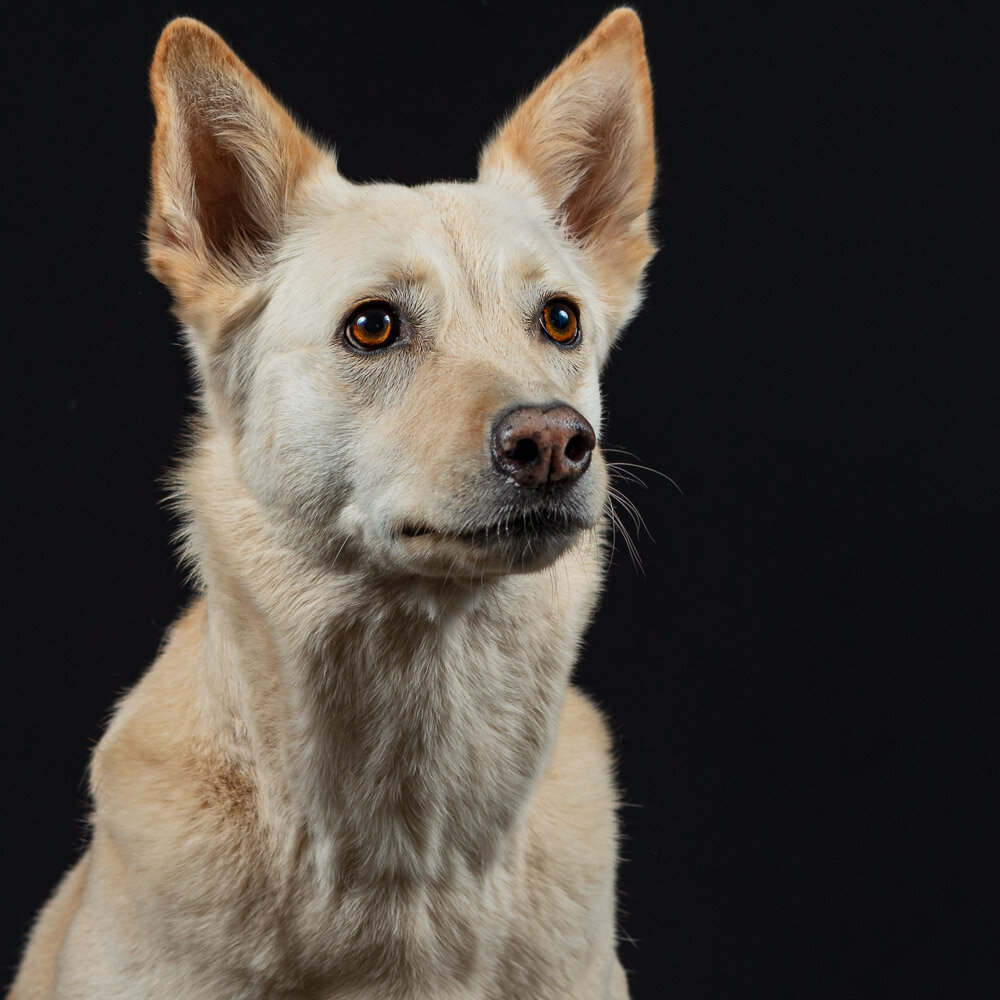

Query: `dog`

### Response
(9, 9, 655, 998)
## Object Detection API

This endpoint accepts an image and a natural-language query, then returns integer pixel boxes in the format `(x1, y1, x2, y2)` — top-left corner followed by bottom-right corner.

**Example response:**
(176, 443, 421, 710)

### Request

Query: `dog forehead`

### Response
(293, 175, 578, 298)
(419, 182, 565, 280)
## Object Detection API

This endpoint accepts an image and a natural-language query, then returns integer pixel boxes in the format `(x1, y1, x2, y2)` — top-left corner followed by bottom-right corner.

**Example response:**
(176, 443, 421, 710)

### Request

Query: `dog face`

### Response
(147, 13, 655, 580)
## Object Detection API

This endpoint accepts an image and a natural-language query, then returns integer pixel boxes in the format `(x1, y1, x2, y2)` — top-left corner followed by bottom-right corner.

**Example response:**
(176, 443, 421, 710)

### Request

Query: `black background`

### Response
(2, 3, 996, 997)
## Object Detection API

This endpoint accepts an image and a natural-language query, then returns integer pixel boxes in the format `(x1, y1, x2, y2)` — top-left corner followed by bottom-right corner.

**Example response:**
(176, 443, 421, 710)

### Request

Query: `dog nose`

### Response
(491, 404, 596, 489)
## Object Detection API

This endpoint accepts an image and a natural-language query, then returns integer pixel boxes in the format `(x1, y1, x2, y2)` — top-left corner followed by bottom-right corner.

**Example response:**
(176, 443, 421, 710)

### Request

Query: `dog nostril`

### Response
(564, 435, 588, 463)
(508, 439, 540, 464)
(491, 403, 595, 489)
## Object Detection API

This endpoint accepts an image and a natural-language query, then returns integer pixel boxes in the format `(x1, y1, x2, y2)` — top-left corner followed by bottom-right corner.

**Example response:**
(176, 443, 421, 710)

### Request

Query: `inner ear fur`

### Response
(147, 18, 325, 316)
(479, 8, 657, 315)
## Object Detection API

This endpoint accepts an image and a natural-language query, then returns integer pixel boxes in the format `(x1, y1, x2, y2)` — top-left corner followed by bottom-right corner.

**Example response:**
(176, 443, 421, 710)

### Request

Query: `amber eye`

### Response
(346, 303, 399, 350)
(540, 299, 580, 346)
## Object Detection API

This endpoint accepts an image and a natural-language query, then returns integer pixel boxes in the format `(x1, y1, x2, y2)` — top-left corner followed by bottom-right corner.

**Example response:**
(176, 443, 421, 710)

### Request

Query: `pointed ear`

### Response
(479, 8, 656, 321)
(147, 18, 325, 322)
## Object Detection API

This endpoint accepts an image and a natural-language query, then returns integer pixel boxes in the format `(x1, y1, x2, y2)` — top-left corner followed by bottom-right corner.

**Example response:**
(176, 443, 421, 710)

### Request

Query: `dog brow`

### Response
(381, 253, 431, 289)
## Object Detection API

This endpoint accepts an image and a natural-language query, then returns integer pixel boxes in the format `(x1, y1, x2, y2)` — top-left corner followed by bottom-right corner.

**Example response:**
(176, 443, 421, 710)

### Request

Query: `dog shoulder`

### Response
(90, 600, 260, 868)
(499, 687, 623, 994)
(535, 686, 620, 848)
(6, 854, 90, 1000)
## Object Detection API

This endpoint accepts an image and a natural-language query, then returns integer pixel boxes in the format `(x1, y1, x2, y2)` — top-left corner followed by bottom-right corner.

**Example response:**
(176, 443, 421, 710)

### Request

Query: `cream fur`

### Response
(9, 10, 656, 999)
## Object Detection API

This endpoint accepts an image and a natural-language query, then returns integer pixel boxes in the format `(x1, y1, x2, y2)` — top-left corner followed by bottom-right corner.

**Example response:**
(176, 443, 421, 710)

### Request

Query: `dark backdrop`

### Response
(2, 3, 996, 997)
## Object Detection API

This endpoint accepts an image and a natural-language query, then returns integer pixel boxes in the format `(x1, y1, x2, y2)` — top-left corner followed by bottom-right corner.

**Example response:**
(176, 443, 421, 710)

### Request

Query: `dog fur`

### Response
(9, 9, 656, 998)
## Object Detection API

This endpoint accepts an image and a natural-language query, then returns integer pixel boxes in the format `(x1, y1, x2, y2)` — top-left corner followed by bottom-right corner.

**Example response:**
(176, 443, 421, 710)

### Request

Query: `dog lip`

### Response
(459, 515, 588, 544)
(399, 523, 434, 538)
(396, 511, 591, 545)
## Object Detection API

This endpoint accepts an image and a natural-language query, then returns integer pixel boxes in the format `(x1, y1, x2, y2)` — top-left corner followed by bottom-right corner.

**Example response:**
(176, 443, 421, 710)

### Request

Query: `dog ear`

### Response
(479, 8, 656, 330)
(147, 18, 325, 325)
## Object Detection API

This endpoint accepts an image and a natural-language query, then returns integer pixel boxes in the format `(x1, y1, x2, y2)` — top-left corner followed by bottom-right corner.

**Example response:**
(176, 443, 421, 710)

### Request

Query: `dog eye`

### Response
(540, 299, 580, 346)
(345, 303, 400, 350)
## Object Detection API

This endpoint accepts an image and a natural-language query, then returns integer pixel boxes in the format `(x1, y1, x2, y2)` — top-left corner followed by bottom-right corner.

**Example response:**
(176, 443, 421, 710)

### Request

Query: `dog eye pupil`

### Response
(358, 311, 389, 336)
(541, 299, 580, 345)
(347, 304, 398, 349)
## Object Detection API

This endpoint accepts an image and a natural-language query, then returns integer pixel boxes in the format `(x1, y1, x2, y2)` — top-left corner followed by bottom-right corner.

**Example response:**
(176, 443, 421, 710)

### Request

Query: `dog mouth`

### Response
(397, 508, 590, 548)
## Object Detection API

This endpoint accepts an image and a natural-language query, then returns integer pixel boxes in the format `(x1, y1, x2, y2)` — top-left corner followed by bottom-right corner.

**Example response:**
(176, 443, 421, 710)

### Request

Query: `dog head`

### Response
(147, 11, 656, 580)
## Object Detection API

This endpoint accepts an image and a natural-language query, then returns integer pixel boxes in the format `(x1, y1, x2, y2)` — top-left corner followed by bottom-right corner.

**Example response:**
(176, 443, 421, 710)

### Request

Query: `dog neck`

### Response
(182, 432, 600, 887)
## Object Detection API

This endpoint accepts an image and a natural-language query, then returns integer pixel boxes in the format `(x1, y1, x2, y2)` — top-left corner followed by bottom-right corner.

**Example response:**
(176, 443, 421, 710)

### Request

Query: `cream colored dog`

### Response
(9, 9, 656, 999)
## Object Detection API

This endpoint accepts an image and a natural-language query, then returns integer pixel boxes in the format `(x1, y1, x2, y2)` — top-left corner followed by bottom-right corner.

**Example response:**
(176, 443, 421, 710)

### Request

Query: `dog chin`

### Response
(393, 515, 590, 578)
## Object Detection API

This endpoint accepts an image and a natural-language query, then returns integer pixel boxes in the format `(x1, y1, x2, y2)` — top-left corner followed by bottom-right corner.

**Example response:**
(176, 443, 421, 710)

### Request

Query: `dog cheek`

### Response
(379, 376, 499, 521)
(349, 415, 451, 535)
(239, 363, 356, 523)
